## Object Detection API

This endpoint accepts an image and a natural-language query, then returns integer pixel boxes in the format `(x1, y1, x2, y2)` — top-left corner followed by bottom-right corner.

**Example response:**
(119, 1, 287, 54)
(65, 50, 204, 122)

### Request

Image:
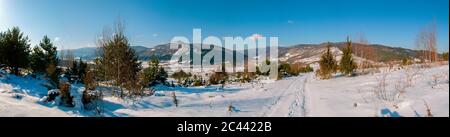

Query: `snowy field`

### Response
(0, 64, 448, 117)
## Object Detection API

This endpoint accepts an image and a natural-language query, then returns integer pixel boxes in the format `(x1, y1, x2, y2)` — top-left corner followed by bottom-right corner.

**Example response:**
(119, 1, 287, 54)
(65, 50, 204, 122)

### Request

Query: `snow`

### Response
(0, 64, 448, 117)
(306, 65, 449, 117)
(0, 84, 71, 117)
(1, 74, 49, 98)
(0, 72, 86, 116)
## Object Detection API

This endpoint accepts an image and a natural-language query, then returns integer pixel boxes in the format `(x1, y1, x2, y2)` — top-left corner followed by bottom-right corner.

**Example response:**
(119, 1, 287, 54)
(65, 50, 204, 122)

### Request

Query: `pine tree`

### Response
(40, 36, 58, 66)
(0, 32, 5, 66)
(30, 36, 59, 86)
(339, 37, 357, 76)
(158, 66, 168, 83)
(65, 59, 87, 83)
(443, 52, 449, 61)
(0, 27, 31, 75)
(97, 21, 142, 97)
(78, 59, 87, 80)
(30, 46, 47, 73)
(142, 55, 167, 86)
(317, 43, 338, 79)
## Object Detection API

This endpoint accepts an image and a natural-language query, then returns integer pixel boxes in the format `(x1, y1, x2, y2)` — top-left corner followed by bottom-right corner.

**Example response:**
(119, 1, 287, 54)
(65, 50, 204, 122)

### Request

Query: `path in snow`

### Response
(261, 74, 309, 117)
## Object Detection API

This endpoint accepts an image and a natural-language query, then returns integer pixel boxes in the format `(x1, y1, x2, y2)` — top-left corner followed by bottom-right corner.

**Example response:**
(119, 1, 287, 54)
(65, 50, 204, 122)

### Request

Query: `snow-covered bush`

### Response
(82, 90, 102, 105)
(70, 87, 84, 111)
(41, 88, 70, 107)
(11, 93, 23, 99)
(45, 89, 60, 102)
(82, 89, 103, 115)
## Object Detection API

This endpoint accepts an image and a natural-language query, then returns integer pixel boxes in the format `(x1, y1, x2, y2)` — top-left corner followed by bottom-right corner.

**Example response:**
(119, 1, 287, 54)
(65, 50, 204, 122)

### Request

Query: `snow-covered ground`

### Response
(307, 64, 449, 117)
(110, 76, 308, 117)
(0, 64, 448, 117)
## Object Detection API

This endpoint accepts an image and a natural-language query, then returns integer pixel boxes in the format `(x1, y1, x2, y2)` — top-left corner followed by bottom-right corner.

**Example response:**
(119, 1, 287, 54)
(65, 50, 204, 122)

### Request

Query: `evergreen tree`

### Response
(339, 37, 357, 76)
(30, 46, 46, 73)
(30, 36, 59, 77)
(0, 27, 31, 75)
(97, 21, 142, 97)
(171, 70, 191, 85)
(142, 55, 167, 86)
(443, 52, 449, 61)
(40, 36, 58, 66)
(0, 32, 4, 65)
(317, 43, 338, 79)
(65, 59, 87, 83)
(78, 59, 88, 80)
(158, 66, 168, 82)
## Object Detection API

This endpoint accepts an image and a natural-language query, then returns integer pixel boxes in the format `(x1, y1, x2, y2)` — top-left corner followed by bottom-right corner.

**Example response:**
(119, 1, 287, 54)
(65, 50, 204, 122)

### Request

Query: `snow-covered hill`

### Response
(279, 45, 343, 64)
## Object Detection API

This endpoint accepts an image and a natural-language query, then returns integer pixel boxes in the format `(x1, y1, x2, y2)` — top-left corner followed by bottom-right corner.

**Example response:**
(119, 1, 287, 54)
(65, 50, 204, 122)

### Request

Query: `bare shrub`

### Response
(172, 92, 178, 107)
(227, 103, 236, 113)
(423, 100, 433, 117)
(374, 72, 390, 101)
(431, 74, 440, 88)
(404, 67, 421, 87)
(394, 80, 407, 99)
(445, 72, 449, 84)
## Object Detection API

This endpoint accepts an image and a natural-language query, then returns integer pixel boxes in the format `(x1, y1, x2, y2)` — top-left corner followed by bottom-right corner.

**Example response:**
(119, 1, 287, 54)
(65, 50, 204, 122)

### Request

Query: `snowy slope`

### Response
(0, 72, 84, 117)
(0, 64, 448, 117)
(306, 65, 449, 117)
(0, 93, 71, 117)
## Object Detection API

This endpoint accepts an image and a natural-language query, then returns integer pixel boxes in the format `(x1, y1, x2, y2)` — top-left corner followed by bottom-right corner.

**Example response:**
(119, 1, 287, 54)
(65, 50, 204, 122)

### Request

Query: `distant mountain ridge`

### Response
(59, 45, 158, 61)
(279, 42, 422, 63)
(59, 42, 428, 63)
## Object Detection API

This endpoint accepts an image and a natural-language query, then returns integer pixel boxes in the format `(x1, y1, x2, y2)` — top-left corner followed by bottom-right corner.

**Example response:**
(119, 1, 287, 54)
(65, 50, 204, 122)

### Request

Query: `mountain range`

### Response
(59, 42, 428, 63)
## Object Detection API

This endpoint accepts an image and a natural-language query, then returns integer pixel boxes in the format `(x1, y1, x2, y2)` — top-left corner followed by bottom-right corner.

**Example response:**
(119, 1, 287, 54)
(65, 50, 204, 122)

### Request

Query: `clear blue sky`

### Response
(0, 0, 448, 52)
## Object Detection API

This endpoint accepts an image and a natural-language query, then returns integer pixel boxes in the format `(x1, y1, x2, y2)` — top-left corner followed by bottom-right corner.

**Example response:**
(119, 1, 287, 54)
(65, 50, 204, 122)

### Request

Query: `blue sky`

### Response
(0, 0, 448, 51)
